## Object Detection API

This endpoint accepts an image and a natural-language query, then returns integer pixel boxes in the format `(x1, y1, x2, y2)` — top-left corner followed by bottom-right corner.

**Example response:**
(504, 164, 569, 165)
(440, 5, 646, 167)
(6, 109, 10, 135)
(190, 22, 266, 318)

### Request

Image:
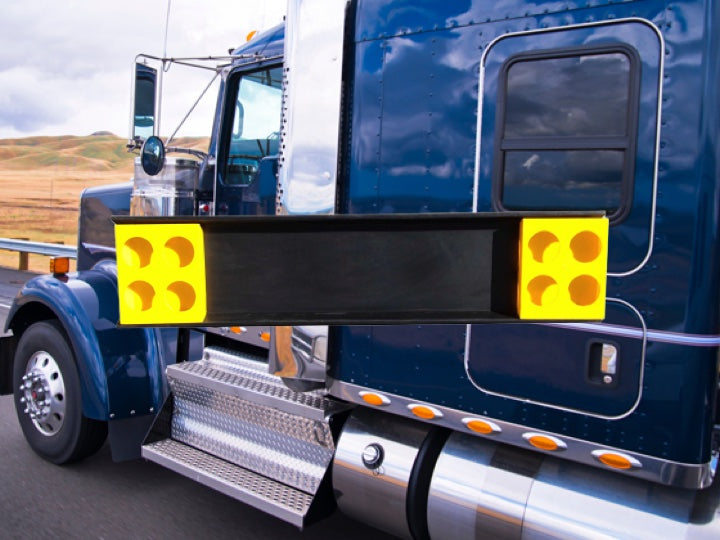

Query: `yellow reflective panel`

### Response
(518, 217, 608, 320)
(116, 223, 206, 325)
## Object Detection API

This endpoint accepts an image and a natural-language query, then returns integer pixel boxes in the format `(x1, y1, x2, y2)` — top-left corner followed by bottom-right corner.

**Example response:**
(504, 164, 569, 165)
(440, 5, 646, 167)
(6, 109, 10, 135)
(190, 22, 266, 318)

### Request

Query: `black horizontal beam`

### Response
(114, 211, 604, 326)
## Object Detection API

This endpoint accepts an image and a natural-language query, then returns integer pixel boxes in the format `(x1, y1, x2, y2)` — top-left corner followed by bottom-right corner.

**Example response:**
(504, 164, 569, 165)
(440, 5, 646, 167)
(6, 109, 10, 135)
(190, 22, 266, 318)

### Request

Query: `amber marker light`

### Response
(462, 418, 501, 435)
(259, 331, 271, 342)
(408, 404, 443, 420)
(591, 450, 641, 470)
(359, 391, 390, 406)
(50, 257, 70, 276)
(523, 432, 567, 451)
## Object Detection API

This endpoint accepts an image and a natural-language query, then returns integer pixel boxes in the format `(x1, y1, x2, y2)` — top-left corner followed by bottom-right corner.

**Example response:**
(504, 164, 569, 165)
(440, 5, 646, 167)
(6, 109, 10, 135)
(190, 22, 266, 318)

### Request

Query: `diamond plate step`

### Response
(166, 346, 345, 421)
(142, 439, 312, 528)
(162, 346, 350, 495)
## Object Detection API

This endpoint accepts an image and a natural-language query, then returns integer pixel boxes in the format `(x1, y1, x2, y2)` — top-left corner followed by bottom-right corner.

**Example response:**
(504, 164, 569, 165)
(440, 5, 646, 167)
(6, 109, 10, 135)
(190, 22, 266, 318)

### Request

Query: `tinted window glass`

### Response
(223, 67, 282, 186)
(504, 54, 630, 138)
(498, 49, 637, 218)
(503, 150, 623, 211)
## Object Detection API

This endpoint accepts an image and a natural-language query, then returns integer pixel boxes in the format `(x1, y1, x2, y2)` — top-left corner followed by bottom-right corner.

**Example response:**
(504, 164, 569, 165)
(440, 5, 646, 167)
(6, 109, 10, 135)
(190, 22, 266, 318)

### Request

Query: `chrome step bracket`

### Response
(142, 439, 313, 528)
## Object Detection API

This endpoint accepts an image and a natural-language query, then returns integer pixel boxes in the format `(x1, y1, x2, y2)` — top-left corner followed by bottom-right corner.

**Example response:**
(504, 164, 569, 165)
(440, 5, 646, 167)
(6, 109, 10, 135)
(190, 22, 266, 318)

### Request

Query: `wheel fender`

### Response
(5, 261, 167, 421)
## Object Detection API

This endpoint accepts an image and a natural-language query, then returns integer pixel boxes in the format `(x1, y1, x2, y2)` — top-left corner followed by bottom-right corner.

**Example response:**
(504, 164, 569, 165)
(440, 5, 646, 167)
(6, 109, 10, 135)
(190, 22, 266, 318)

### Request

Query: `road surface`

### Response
(0, 267, 393, 540)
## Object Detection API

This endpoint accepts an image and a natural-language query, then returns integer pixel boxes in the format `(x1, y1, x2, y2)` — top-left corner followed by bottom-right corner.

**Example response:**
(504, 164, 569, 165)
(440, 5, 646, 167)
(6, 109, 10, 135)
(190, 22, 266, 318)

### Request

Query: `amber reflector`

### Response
(50, 257, 70, 275)
(599, 454, 632, 469)
(408, 404, 441, 420)
(360, 392, 389, 406)
(464, 419, 498, 435)
(592, 451, 640, 470)
(523, 433, 566, 451)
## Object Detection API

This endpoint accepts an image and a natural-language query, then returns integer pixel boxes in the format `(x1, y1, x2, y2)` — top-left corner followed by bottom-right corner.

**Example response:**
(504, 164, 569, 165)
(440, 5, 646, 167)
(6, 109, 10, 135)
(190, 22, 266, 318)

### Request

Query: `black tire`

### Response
(13, 320, 107, 464)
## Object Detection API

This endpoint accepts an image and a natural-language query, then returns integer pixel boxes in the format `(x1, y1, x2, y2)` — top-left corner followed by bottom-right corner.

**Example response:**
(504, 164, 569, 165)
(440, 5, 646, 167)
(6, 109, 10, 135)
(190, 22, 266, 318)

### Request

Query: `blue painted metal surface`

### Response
(77, 182, 131, 271)
(5, 180, 187, 422)
(334, 0, 720, 468)
(4, 261, 176, 421)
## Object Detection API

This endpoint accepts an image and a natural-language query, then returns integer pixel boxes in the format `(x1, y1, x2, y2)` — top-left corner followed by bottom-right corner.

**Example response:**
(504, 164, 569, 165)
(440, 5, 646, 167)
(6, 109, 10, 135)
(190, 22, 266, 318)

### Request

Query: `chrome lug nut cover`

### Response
(19, 351, 66, 436)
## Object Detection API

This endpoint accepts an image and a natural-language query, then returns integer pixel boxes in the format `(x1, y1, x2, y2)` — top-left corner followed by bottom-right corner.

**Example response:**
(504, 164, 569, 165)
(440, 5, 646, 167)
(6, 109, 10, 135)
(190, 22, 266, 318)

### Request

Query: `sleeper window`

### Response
(496, 48, 639, 220)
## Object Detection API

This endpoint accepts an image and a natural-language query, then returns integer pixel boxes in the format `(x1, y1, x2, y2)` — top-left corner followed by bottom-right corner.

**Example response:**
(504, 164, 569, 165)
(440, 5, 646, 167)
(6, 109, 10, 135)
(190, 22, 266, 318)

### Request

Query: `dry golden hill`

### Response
(0, 133, 210, 271)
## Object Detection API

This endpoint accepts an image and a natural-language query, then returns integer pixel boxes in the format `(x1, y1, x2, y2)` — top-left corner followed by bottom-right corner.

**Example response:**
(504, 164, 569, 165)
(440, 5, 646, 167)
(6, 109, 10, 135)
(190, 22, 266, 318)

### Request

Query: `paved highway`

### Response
(0, 266, 31, 322)
(0, 267, 393, 540)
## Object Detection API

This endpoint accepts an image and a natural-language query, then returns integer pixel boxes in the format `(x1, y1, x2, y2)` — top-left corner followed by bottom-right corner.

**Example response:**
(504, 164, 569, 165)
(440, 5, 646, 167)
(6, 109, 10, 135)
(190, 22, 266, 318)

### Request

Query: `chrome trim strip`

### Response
(473, 17, 665, 278)
(275, 0, 347, 388)
(464, 298, 647, 420)
(277, 0, 347, 215)
(544, 322, 720, 347)
(328, 380, 713, 489)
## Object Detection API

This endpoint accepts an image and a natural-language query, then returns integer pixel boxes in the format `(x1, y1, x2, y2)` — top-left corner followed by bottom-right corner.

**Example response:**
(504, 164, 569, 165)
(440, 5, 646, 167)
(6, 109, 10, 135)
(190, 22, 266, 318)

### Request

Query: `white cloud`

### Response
(0, 0, 286, 138)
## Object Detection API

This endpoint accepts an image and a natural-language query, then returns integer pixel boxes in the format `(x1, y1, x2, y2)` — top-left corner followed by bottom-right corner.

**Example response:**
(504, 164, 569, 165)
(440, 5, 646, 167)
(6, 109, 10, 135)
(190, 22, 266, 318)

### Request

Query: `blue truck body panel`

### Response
(333, 0, 720, 466)
(5, 263, 171, 421)
(3, 184, 189, 423)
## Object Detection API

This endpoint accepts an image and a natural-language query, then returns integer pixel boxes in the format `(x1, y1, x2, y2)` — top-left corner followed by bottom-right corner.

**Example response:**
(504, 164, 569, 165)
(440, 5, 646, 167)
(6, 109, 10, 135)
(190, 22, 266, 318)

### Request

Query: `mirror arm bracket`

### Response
(166, 146, 209, 161)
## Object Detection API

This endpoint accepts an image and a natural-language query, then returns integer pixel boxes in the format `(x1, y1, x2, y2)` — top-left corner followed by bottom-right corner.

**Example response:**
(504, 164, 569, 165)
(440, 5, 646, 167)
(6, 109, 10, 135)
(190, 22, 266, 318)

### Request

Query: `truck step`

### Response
(167, 346, 344, 420)
(142, 438, 313, 528)
(161, 346, 348, 495)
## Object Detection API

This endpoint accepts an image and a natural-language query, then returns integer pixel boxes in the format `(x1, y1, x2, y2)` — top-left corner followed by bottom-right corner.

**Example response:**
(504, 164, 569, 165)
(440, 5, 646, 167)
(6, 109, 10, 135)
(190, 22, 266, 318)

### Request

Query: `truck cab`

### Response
(2, 1, 720, 538)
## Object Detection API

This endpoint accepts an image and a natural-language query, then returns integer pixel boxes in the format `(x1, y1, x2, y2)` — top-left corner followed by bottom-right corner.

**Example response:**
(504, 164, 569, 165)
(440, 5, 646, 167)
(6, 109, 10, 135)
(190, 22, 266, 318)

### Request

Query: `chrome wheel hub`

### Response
(19, 351, 66, 436)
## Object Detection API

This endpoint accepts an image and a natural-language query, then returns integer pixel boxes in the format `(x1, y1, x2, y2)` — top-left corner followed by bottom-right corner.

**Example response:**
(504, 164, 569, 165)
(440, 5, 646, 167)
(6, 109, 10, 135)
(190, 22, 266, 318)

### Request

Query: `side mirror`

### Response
(141, 136, 165, 176)
(132, 63, 157, 142)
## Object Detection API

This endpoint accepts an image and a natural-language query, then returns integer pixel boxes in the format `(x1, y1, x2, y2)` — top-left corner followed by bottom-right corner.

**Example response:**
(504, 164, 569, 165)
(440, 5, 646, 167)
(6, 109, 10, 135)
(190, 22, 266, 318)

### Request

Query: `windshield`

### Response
(222, 66, 282, 185)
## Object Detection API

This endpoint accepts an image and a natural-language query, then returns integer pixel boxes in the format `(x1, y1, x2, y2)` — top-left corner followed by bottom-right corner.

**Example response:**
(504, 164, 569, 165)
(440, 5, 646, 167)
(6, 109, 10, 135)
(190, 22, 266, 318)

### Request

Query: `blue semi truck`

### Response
(2, 0, 720, 537)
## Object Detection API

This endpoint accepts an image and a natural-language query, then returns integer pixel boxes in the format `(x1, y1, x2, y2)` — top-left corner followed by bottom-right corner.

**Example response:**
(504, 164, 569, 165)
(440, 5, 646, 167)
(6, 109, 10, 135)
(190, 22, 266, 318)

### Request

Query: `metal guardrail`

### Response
(0, 238, 77, 271)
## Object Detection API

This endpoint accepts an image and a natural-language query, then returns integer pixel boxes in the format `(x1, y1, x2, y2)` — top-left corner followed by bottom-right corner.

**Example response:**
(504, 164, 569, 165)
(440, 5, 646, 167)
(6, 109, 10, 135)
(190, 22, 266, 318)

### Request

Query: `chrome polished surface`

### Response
(131, 157, 199, 217)
(277, 0, 347, 215)
(166, 346, 338, 493)
(333, 408, 431, 539)
(142, 438, 313, 528)
(524, 460, 720, 539)
(19, 351, 66, 436)
(275, 0, 344, 388)
(426, 431, 720, 540)
(330, 380, 713, 489)
(428, 432, 536, 539)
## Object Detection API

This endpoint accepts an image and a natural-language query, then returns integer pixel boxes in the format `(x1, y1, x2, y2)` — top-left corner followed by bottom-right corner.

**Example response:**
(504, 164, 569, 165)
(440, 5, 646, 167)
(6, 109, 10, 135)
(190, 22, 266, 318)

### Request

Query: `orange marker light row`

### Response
(355, 391, 643, 473)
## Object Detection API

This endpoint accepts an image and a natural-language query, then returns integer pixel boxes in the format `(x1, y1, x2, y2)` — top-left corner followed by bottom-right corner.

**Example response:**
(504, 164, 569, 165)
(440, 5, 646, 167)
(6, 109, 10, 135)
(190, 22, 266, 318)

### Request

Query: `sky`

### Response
(0, 1, 286, 140)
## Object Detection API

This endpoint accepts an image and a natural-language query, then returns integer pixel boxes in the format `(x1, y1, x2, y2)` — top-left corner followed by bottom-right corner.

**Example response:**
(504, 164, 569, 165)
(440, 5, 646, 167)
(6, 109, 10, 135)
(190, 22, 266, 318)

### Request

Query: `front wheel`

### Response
(13, 320, 107, 464)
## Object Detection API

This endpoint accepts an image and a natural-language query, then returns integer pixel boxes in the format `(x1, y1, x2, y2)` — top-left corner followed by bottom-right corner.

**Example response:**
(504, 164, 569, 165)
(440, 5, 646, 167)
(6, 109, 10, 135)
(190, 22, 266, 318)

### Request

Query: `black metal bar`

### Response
(114, 212, 603, 326)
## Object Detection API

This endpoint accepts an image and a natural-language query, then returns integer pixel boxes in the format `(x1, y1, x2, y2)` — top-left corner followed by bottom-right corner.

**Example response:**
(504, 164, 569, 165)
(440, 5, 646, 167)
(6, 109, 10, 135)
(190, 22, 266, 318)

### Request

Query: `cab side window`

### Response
(495, 47, 640, 222)
(222, 67, 282, 186)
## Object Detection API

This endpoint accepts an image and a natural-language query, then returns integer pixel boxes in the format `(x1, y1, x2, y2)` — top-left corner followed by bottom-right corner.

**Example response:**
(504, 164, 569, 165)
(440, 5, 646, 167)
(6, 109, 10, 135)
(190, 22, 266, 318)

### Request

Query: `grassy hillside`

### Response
(0, 134, 135, 171)
(0, 133, 209, 271)
(0, 133, 209, 171)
